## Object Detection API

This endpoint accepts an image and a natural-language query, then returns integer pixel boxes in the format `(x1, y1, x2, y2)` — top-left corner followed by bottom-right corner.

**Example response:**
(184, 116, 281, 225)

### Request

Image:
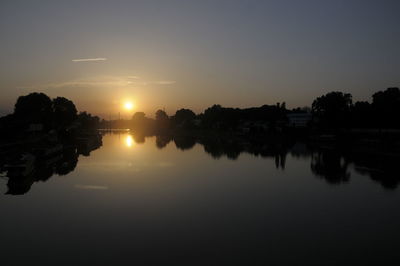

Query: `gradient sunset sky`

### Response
(1, 0, 399, 118)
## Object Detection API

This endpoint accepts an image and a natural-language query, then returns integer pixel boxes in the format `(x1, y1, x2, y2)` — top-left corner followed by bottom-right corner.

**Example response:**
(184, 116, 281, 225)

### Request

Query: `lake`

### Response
(1, 131, 399, 265)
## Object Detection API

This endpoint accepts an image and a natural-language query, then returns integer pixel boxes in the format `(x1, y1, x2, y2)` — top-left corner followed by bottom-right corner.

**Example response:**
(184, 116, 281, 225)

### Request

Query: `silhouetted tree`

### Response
(172, 108, 196, 128)
(372, 87, 400, 128)
(312, 91, 352, 129)
(77, 112, 100, 130)
(14, 92, 53, 129)
(351, 101, 372, 128)
(130, 112, 156, 133)
(131, 112, 147, 128)
(155, 109, 170, 131)
(201, 103, 287, 132)
(53, 97, 78, 128)
(155, 109, 168, 121)
(202, 104, 240, 129)
(132, 112, 146, 121)
(0, 114, 17, 138)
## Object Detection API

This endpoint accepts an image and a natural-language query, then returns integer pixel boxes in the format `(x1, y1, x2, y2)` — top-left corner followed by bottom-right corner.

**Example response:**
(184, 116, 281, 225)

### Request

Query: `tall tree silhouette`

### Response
(131, 112, 146, 128)
(77, 112, 100, 130)
(351, 101, 372, 128)
(155, 109, 170, 131)
(14, 92, 53, 129)
(53, 97, 78, 128)
(312, 91, 352, 129)
(372, 87, 400, 128)
(172, 108, 196, 128)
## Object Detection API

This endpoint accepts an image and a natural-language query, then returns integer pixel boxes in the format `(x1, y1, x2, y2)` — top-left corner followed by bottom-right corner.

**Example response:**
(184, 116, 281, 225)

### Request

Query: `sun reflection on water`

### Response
(125, 135, 134, 147)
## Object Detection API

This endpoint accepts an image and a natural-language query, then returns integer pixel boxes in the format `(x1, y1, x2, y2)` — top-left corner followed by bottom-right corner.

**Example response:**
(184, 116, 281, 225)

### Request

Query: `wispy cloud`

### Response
(72, 58, 107, 62)
(75, 184, 108, 190)
(18, 76, 176, 90)
(18, 76, 139, 90)
(154, 80, 176, 85)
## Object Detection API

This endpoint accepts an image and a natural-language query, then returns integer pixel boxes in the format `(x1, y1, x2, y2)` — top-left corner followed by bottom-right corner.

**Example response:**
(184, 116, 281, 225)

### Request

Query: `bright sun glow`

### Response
(125, 135, 134, 147)
(124, 101, 134, 110)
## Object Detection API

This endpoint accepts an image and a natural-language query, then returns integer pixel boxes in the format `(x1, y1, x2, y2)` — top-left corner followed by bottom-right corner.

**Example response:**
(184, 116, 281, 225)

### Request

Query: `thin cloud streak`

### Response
(18, 76, 141, 90)
(75, 184, 108, 190)
(72, 58, 107, 62)
(17, 76, 175, 90)
(154, 80, 176, 85)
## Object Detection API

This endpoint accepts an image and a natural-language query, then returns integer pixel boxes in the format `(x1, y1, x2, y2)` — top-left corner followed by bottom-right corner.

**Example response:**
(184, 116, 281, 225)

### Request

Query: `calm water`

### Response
(1, 132, 399, 265)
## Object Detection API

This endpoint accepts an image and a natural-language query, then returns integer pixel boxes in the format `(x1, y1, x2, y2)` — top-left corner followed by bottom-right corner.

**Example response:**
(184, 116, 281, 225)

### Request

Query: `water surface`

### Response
(1, 132, 399, 265)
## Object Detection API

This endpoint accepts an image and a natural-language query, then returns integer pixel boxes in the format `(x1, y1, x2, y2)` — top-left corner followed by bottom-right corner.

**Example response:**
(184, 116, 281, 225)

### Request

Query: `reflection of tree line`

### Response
(154, 134, 292, 169)
(311, 150, 351, 184)
(0, 134, 102, 195)
(349, 154, 399, 190)
(309, 146, 399, 190)
(152, 134, 399, 189)
(2, 130, 398, 194)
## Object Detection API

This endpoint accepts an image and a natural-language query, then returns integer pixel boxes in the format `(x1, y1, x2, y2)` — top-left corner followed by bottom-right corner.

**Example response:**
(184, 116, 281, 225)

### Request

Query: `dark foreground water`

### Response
(1, 132, 399, 265)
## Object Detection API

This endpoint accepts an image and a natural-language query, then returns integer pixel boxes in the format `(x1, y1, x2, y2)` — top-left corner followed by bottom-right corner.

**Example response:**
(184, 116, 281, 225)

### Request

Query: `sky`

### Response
(0, 0, 399, 118)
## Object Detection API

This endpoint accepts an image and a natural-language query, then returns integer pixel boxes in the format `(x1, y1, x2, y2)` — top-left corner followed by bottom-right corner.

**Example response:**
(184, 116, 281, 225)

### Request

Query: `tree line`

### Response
(102, 103, 289, 133)
(102, 87, 400, 133)
(1, 87, 399, 139)
(311, 87, 400, 129)
(0, 92, 100, 139)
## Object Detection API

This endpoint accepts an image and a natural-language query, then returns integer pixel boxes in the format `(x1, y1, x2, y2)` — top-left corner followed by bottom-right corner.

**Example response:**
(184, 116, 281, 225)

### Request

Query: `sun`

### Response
(124, 101, 134, 110)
